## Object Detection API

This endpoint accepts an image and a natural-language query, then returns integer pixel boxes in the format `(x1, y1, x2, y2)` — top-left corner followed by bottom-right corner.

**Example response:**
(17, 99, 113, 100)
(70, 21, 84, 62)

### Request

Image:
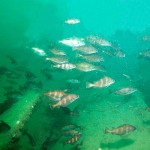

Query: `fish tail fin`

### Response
(86, 82, 94, 88)
(52, 65, 57, 68)
(96, 65, 106, 72)
(49, 104, 54, 110)
(43, 92, 47, 96)
(53, 64, 61, 69)
(76, 53, 82, 57)
(104, 128, 109, 134)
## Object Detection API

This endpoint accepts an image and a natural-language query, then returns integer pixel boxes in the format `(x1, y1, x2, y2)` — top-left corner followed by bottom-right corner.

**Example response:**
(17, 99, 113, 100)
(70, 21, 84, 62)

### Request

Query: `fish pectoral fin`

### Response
(104, 128, 109, 134)
(49, 104, 55, 110)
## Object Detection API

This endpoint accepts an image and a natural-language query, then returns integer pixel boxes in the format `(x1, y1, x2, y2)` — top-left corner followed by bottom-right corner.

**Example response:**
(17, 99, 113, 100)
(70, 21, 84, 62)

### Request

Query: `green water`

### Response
(0, 0, 150, 150)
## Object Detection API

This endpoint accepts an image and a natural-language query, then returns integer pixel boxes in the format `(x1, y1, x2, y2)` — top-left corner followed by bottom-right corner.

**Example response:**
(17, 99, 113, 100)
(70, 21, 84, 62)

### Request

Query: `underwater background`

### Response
(0, 0, 150, 150)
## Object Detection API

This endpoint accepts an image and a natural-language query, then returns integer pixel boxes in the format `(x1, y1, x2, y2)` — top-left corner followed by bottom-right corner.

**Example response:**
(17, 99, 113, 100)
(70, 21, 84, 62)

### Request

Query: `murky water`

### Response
(0, 0, 150, 150)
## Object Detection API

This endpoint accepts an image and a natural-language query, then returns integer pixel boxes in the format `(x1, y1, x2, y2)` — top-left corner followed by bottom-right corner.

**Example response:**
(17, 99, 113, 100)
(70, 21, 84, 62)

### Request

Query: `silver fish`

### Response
(102, 49, 125, 58)
(65, 18, 80, 25)
(76, 62, 104, 72)
(113, 50, 125, 58)
(113, 87, 137, 95)
(46, 56, 68, 64)
(32, 47, 46, 56)
(142, 35, 150, 41)
(86, 76, 115, 88)
(86, 36, 112, 47)
(50, 48, 66, 56)
(139, 50, 150, 58)
(59, 37, 85, 47)
(53, 63, 76, 70)
(73, 45, 97, 54)
(77, 54, 104, 62)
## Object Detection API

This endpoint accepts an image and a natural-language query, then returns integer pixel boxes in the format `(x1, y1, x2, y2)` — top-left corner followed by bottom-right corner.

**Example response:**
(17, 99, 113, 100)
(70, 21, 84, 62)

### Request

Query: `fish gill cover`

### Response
(0, 0, 150, 150)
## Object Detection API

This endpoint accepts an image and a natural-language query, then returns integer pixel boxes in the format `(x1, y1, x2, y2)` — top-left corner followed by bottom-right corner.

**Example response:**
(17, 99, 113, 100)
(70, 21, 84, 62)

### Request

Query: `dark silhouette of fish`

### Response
(61, 124, 81, 131)
(22, 129, 36, 147)
(6, 71, 21, 79)
(41, 69, 52, 80)
(61, 107, 80, 116)
(6, 55, 17, 65)
(25, 71, 37, 80)
(41, 132, 59, 150)
(23, 81, 43, 91)
(0, 66, 9, 75)
(73, 141, 83, 150)
(61, 129, 81, 137)
(3, 86, 14, 92)
(6, 79, 18, 85)
(5, 91, 23, 99)
(0, 120, 11, 134)
(10, 134, 20, 144)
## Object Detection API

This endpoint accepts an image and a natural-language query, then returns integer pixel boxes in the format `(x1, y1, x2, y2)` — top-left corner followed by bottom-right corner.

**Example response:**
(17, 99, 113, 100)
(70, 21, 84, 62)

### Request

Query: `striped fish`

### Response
(105, 124, 136, 136)
(114, 87, 137, 95)
(76, 62, 104, 72)
(86, 36, 112, 47)
(73, 45, 97, 54)
(44, 90, 66, 101)
(45, 56, 68, 64)
(142, 35, 150, 41)
(139, 50, 150, 58)
(59, 37, 85, 47)
(63, 134, 81, 145)
(50, 94, 79, 108)
(77, 54, 104, 62)
(53, 63, 76, 70)
(86, 76, 115, 88)
(50, 48, 66, 56)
